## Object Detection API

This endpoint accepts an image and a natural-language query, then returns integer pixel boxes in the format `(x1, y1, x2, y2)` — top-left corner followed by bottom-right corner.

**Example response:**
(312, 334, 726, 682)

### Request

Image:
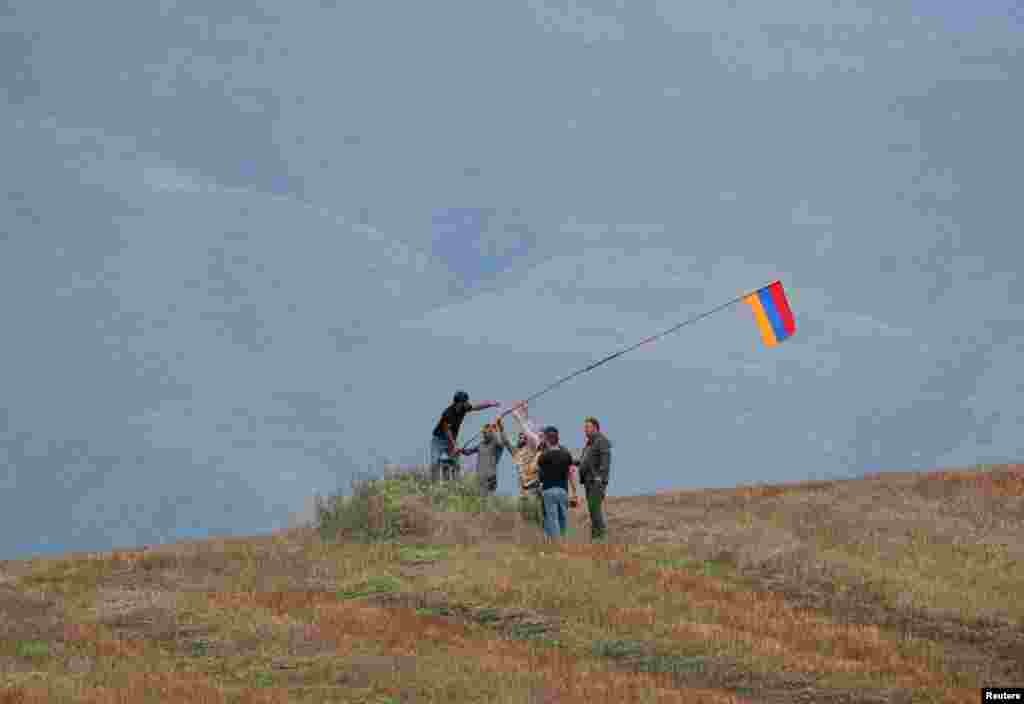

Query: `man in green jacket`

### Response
(575, 416, 611, 541)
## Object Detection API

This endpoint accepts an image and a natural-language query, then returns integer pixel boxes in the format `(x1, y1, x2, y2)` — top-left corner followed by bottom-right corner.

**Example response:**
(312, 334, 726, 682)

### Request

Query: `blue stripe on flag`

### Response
(757, 288, 789, 342)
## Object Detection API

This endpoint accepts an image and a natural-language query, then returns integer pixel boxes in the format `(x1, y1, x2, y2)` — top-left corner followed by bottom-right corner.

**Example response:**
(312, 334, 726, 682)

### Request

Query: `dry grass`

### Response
(1, 464, 1022, 702)
(619, 468, 1024, 622)
(656, 568, 938, 683)
(203, 592, 746, 703)
(917, 465, 1024, 497)
(445, 540, 978, 698)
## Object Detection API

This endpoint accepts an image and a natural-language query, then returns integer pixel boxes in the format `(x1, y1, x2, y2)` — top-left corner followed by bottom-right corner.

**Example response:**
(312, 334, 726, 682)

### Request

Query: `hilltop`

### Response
(0, 465, 1021, 703)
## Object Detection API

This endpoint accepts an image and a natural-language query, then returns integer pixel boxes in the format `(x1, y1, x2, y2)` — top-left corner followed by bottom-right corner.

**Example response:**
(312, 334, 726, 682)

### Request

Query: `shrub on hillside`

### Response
(314, 477, 399, 541)
(315, 466, 518, 542)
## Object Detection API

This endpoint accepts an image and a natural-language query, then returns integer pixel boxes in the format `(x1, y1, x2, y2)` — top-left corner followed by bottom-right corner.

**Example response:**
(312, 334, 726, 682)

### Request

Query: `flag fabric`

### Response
(744, 281, 796, 347)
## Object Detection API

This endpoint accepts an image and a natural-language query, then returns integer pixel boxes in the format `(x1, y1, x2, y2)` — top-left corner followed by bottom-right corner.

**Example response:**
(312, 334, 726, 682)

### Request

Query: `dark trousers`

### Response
(518, 493, 546, 528)
(431, 461, 460, 482)
(585, 481, 607, 540)
(479, 473, 498, 495)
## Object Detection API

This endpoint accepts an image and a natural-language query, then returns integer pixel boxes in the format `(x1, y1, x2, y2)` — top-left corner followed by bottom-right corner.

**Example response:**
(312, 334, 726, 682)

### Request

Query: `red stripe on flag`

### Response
(767, 281, 796, 335)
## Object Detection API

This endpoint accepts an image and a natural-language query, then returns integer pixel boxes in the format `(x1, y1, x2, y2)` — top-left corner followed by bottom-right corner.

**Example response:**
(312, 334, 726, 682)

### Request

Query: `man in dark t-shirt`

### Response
(430, 391, 499, 482)
(536, 426, 574, 539)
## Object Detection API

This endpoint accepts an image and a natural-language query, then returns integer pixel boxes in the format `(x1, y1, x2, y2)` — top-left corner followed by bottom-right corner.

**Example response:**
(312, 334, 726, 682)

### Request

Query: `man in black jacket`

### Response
(575, 416, 611, 541)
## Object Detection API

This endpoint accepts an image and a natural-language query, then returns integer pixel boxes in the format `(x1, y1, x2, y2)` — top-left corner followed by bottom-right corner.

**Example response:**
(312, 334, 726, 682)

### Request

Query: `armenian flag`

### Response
(744, 281, 796, 347)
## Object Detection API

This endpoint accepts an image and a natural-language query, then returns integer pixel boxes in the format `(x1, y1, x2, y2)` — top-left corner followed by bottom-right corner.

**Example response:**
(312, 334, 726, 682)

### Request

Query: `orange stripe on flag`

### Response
(745, 294, 778, 347)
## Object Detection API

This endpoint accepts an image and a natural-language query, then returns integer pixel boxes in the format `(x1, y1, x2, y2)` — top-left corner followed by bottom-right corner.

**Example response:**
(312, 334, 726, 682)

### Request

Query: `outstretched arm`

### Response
(496, 419, 515, 454)
(471, 400, 500, 412)
(510, 403, 542, 449)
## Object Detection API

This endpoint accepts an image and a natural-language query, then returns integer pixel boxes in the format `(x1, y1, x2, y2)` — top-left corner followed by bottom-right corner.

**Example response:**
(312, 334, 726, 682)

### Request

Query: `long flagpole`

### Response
(458, 280, 779, 452)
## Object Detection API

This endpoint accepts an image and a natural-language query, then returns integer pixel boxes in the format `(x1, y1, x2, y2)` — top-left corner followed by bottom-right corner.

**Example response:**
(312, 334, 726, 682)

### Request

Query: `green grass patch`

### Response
(399, 545, 448, 563)
(473, 607, 501, 624)
(15, 641, 50, 658)
(591, 639, 646, 659)
(507, 622, 558, 645)
(189, 639, 211, 657)
(339, 575, 402, 600)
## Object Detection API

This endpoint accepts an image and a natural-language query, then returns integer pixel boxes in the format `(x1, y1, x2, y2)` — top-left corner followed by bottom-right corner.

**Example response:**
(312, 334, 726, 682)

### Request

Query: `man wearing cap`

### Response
(509, 402, 579, 527)
(431, 391, 500, 482)
(535, 426, 575, 540)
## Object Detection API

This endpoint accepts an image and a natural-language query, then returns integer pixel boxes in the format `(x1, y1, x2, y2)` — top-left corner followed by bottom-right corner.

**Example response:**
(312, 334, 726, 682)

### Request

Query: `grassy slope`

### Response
(0, 465, 1022, 703)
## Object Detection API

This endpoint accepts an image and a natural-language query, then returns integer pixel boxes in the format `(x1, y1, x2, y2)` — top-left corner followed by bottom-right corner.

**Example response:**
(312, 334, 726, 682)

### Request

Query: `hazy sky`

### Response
(2, 1, 1022, 559)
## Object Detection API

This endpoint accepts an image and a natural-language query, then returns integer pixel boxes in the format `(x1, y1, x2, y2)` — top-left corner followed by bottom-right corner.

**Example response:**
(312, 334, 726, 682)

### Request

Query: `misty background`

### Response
(1, 1, 1022, 559)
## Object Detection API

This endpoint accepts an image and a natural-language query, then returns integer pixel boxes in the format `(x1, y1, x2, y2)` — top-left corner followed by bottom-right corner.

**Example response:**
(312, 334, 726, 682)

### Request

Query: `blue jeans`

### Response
(541, 487, 569, 538)
(430, 434, 449, 465)
(430, 435, 458, 481)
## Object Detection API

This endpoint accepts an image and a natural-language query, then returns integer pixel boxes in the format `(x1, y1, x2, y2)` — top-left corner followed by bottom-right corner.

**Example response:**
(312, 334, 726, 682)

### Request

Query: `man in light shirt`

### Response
(509, 402, 579, 524)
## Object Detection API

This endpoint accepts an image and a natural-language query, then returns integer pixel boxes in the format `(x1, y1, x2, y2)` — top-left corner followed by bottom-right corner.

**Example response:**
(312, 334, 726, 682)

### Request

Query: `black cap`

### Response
(453, 391, 469, 403)
(542, 426, 558, 435)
